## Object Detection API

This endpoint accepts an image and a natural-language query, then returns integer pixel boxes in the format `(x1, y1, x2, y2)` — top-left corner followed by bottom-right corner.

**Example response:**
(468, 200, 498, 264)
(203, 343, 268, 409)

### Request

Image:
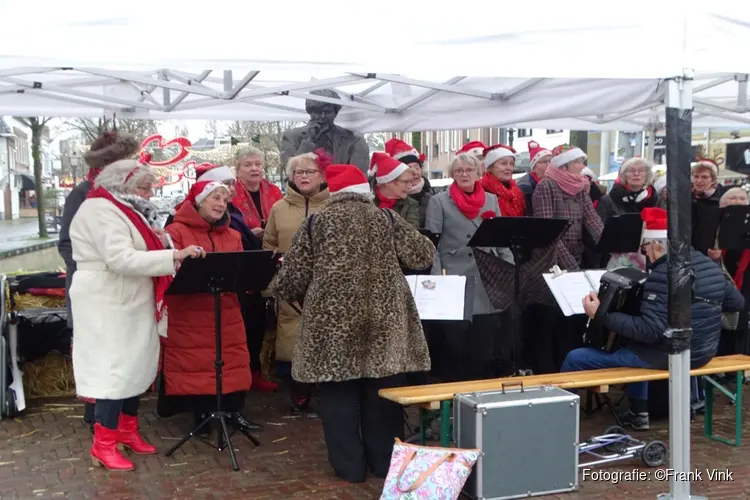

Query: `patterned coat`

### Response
(275, 192, 435, 383)
(532, 177, 603, 271)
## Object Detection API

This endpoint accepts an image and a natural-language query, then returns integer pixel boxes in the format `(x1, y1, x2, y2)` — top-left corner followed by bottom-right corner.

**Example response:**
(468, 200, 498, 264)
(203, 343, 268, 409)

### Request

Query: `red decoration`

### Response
(139, 151, 152, 164)
(181, 160, 216, 180)
(140, 134, 192, 167)
(313, 148, 333, 171)
(154, 172, 185, 188)
(481, 210, 496, 220)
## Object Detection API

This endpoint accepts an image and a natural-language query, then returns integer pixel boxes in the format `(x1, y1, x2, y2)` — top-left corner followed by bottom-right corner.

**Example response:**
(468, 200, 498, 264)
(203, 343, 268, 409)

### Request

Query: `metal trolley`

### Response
(578, 424, 668, 468)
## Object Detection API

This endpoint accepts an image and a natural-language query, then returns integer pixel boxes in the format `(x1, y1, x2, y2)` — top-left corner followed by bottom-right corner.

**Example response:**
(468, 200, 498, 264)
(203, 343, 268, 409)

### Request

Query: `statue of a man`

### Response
(281, 89, 370, 174)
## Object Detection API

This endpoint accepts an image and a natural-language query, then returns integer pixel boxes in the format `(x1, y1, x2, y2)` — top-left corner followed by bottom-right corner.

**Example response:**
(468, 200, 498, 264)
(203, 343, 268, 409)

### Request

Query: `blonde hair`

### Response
(285, 153, 317, 180)
(234, 145, 264, 166)
(719, 187, 750, 208)
(94, 159, 157, 194)
(448, 154, 481, 177)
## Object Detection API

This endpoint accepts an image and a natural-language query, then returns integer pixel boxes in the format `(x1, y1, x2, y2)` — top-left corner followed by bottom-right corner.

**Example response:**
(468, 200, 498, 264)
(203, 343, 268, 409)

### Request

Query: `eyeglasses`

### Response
(294, 169, 320, 178)
(627, 168, 647, 174)
(454, 168, 477, 176)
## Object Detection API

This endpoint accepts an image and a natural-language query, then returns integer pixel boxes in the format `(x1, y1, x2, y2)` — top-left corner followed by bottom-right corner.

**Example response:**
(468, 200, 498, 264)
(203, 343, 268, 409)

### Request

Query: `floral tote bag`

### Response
(380, 439, 480, 500)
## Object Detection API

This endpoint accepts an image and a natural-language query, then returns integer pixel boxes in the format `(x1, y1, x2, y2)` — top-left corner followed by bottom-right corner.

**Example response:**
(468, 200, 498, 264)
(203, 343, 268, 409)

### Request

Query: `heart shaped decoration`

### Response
(154, 171, 185, 188)
(181, 160, 216, 180)
(140, 134, 192, 167)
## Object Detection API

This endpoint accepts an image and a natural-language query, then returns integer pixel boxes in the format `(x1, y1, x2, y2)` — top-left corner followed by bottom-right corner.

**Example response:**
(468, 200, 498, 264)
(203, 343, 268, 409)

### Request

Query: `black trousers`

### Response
(318, 374, 405, 483)
(94, 396, 140, 429)
(239, 292, 266, 372)
(440, 312, 508, 382)
(524, 305, 586, 374)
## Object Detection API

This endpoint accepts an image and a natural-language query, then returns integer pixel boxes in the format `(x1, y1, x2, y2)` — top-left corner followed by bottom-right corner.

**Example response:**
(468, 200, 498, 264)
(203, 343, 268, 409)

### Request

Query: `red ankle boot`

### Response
(117, 414, 157, 455)
(251, 371, 279, 392)
(91, 423, 135, 471)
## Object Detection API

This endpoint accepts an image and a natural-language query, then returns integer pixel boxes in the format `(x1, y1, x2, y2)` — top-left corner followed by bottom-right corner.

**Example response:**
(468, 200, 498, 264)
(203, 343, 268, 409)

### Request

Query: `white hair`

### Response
(94, 159, 157, 194)
(619, 157, 654, 185)
(448, 154, 481, 177)
(285, 153, 317, 180)
(234, 145, 264, 166)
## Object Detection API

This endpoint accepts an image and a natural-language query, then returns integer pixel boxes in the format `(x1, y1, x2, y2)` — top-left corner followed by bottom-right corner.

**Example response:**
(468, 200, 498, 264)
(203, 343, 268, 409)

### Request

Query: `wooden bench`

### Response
(379, 354, 750, 447)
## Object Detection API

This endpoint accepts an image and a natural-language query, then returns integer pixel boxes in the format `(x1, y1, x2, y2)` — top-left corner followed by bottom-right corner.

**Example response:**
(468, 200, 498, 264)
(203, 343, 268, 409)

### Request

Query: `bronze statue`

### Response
(281, 89, 370, 174)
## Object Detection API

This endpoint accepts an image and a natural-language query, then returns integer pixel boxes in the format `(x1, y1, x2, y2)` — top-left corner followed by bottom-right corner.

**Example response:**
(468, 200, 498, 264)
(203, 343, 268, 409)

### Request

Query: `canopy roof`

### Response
(0, 2, 749, 132)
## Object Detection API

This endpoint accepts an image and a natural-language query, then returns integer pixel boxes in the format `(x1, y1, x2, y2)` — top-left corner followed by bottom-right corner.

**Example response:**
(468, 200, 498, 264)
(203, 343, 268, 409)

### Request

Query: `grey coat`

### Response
(58, 180, 92, 327)
(425, 191, 514, 316)
(280, 124, 370, 175)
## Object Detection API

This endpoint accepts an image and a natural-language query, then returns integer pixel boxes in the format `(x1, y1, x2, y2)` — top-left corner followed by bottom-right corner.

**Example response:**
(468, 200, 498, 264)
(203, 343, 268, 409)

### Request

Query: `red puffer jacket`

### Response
(163, 202, 251, 395)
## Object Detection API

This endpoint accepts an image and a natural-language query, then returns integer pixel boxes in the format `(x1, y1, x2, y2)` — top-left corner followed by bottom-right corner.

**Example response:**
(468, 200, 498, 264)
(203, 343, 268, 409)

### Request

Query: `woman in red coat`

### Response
(159, 180, 253, 431)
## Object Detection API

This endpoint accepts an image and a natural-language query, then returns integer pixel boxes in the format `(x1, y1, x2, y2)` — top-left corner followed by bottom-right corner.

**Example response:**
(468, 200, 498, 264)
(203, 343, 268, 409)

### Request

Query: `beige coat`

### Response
(263, 185, 330, 360)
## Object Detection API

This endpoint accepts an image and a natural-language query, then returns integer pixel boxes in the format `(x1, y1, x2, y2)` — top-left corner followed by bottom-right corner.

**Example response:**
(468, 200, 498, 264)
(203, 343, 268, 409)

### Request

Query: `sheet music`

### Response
(404, 275, 467, 321)
(543, 269, 607, 316)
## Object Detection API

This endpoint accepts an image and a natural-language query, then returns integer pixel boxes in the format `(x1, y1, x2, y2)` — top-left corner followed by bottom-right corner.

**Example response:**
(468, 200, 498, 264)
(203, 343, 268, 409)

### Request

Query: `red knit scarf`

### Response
(86, 187, 172, 322)
(376, 186, 398, 210)
(87, 168, 102, 182)
(449, 181, 486, 220)
(232, 179, 282, 229)
(480, 173, 526, 217)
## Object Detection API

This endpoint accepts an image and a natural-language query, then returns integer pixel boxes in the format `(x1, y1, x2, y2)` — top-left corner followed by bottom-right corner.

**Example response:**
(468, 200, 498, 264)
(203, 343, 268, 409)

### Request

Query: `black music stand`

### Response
(692, 202, 722, 253)
(164, 250, 277, 471)
(467, 217, 569, 371)
(718, 205, 750, 250)
(596, 213, 643, 267)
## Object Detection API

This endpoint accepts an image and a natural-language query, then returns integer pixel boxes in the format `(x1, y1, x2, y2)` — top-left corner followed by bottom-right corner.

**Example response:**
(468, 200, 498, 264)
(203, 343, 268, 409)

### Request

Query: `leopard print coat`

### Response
(276, 192, 436, 383)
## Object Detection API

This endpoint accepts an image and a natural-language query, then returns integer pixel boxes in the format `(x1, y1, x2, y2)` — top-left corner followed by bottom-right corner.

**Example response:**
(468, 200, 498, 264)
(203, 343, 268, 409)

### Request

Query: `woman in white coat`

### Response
(69, 158, 205, 471)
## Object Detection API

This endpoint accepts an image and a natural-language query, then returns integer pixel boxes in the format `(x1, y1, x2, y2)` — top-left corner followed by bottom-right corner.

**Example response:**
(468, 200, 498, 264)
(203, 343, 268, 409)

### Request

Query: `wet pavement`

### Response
(0, 387, 748, 499)
(0, 218, 56, 253)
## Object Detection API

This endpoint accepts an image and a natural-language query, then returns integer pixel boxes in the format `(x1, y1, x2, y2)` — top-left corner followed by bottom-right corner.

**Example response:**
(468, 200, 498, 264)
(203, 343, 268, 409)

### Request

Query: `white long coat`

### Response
(69, 197, 175, 400)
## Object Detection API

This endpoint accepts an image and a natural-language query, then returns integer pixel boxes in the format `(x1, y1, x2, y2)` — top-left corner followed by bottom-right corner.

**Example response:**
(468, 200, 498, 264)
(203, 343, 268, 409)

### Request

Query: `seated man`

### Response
(561, 207, 744, 430)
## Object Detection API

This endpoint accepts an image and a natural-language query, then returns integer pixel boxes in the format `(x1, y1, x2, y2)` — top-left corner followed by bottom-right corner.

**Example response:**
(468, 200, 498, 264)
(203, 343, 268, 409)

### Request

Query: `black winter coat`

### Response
(604, 250, 745, 369)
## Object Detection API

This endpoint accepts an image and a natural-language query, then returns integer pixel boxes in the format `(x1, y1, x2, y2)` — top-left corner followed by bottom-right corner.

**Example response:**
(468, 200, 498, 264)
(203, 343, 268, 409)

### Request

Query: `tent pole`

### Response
(658, 75, 703, 500)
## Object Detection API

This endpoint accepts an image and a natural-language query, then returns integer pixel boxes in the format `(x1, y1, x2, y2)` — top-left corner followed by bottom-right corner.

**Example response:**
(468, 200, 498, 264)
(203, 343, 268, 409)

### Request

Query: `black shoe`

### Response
(233, 414, 262, 432)
(618, 410, 650, 430)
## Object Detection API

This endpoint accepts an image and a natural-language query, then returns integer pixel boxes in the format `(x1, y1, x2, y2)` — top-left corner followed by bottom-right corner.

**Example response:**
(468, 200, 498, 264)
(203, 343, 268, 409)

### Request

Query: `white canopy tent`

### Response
(3, 2, 750, 499)
(0, 1, 749, 133)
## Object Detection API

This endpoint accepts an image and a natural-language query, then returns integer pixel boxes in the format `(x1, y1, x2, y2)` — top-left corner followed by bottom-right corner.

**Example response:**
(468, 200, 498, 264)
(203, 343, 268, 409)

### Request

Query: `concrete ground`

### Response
(0, 218, 55, 253)
(0, 388, 748, 500)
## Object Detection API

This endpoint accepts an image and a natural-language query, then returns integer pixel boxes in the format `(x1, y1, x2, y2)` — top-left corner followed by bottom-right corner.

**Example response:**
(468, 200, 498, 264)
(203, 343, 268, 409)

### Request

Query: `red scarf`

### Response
(87, 168, 102, 182)
(545, 166, 588, 196)
(724, 249, 750, 291)
(87, 187, 172, 322)
(449, 181, 486, 220)
(376, 187, 398, 210)
(530, 172, 541, 183)
(232, 179, 283, 229)
(480, 173, 526, 217)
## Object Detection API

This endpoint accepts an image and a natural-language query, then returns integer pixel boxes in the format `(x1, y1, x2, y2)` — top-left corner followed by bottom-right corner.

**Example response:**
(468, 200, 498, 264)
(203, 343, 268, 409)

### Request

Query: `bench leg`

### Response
(418, 407, 427, 445)
(440, 400, 451, 447)
(703, 371, 743, 447)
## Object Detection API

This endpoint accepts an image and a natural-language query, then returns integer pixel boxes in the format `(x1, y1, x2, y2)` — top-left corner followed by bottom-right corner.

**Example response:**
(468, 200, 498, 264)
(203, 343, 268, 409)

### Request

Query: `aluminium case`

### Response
(454, 385, 580, 499)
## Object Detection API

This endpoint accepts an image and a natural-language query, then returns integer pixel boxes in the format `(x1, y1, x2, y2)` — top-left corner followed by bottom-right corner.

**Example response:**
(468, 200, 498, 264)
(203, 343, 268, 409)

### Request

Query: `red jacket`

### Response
(163, 203, 251, 395)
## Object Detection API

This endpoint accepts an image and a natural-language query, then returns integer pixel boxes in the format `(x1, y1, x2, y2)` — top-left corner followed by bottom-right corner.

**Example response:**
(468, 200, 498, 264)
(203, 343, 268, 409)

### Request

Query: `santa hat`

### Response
(483, 144, 516, 168)
(550, 144, 587, 168)
(369, 152, 410, 184)
(197, 165, 234, 183)
(188, 180, 229, 205)
(325, 164, 371, 195)
(581, 167, 597, 181)
(692, 157, 718, 179)
(641, 207, 667, 241)
(385, 138, 422, 165)
(457, 141, 486, 157)
(528, 141, 552, 168)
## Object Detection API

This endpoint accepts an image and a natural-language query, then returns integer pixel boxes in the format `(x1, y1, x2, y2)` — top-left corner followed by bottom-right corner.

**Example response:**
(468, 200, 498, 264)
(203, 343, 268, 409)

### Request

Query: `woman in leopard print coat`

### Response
(275, 164, 435, 483)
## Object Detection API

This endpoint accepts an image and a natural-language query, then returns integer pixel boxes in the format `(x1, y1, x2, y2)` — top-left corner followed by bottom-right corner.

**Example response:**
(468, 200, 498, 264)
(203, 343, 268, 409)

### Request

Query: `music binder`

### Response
(542, 270, 607, 316)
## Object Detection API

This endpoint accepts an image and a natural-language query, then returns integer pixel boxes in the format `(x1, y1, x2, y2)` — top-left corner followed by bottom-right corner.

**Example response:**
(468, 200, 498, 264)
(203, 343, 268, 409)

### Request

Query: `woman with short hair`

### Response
(370, 152, 420, 228)
(70, 158, 204, 471)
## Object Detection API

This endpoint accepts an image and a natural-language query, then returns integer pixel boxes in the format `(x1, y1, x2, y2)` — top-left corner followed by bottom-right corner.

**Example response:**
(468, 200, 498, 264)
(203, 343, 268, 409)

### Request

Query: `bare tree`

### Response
(225, 121, 301, 178)
(64, 118, 160, 144)
(205, 120, 223, 138)
(14, 117, 52, 238)
(365, 132, 386, 152)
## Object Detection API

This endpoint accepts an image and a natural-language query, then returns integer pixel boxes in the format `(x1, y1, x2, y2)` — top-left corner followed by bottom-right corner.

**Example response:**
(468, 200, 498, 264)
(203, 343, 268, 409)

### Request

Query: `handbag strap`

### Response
(395, 449, 454, 493)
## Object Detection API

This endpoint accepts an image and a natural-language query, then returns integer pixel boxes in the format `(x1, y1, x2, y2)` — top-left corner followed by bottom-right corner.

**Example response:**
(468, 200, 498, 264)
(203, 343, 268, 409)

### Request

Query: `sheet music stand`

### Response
(164, 250, 277, 471)
(596, 213, 643, 267)
(692, 202, 722, 253)
(419, 229, 441, 248)
(467, 217, 569, 371)
(718, 205, 750, 250)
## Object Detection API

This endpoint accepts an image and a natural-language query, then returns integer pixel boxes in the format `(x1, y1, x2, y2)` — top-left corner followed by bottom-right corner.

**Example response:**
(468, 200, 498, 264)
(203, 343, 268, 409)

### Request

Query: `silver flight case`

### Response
(454, 384, 580, 499)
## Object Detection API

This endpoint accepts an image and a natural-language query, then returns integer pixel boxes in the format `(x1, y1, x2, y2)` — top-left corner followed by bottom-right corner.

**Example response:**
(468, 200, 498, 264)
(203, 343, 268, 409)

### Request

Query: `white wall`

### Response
(512, 129, 570, 151)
